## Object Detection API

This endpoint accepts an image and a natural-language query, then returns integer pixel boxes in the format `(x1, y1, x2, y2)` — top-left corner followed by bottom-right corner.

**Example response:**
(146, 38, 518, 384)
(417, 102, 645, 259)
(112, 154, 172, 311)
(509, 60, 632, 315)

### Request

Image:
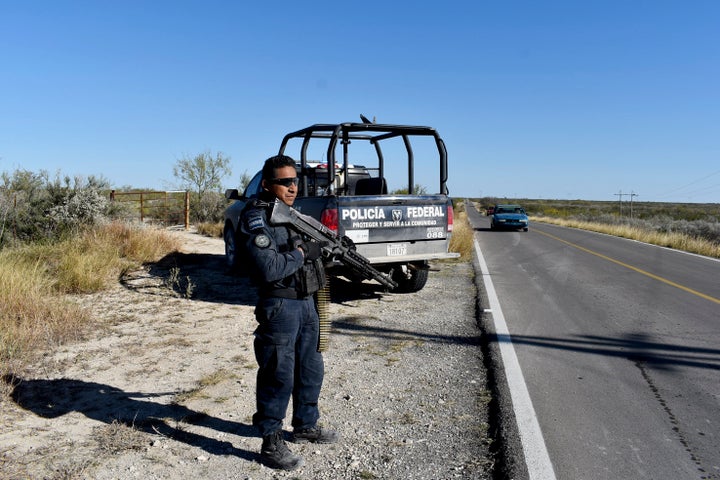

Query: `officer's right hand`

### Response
(300, 240, 323, 261)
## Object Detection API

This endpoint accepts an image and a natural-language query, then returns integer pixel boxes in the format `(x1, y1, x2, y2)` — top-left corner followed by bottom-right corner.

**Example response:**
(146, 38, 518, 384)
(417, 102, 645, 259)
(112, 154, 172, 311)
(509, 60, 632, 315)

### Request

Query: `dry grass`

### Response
(93, 221, 182, 266)
(94, 420, 148, 454)
(0, 251, 89, 378)
(532, 216, 720, 259)
(174, 368, 236, 404)
(11, 454, 96, 480)
(196, 221, 223, 238)
(449, 202, 474, 262)
(1, 222, 181, 390)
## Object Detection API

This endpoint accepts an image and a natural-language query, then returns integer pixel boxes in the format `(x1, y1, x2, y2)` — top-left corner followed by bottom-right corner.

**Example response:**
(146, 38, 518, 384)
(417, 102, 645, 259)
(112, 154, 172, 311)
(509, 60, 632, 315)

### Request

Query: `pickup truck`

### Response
(223, 120, 459, 293)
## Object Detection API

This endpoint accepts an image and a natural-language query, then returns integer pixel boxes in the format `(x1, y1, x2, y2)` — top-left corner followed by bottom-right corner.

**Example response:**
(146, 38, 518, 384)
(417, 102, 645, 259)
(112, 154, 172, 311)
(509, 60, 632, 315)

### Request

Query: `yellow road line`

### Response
(534, 229, 720, 305)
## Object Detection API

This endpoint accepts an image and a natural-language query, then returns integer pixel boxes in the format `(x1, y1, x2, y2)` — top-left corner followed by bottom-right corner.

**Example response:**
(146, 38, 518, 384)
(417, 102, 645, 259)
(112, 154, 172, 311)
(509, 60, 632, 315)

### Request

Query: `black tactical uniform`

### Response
(240, 194, 336, 470)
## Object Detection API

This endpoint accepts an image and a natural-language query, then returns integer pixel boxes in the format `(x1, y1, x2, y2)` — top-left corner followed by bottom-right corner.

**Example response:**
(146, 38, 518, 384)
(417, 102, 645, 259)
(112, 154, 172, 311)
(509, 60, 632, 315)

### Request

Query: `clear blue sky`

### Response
(1, 1, 718, 203)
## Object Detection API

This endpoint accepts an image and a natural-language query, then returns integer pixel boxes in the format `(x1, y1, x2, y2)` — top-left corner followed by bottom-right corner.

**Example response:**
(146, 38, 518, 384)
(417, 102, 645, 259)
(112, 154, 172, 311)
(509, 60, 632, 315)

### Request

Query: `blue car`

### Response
(490, 204, 529, 231)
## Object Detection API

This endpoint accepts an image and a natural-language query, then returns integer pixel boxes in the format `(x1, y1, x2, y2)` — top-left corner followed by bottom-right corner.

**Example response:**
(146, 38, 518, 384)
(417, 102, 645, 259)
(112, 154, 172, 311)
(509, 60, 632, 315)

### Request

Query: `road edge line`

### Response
(474, 238, 557, 480)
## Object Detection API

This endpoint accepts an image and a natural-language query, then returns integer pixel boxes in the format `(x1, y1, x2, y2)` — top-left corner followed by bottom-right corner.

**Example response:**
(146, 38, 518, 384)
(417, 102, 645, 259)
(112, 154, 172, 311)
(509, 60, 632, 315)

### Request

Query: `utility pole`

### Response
(614, 190, 625, 216)
(629, 191, 639, 219)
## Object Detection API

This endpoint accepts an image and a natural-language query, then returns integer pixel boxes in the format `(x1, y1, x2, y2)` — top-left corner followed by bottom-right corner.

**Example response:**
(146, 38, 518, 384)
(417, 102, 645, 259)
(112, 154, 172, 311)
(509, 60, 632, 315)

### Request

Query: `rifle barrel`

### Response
(270, 200, 397, 290)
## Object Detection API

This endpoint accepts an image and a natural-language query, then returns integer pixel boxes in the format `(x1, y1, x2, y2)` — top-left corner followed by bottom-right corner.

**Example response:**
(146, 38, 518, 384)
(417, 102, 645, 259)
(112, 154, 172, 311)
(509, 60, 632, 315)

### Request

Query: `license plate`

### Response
(387, 243, 408, 256)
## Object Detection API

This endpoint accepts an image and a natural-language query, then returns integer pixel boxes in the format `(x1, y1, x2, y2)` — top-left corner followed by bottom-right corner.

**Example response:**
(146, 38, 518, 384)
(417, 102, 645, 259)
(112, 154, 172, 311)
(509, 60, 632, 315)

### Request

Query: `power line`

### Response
(654, 169, 720, 200)
(614, 190, 639, 217)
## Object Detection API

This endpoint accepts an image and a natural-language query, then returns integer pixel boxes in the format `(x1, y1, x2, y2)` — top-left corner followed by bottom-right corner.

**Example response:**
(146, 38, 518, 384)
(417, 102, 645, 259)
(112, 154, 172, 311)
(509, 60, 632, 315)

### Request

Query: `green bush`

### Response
(1, 170, 54, 246)
(0, 170, 112, 248)
(49, 185, 109, 235)
(190, 191, 229, 223)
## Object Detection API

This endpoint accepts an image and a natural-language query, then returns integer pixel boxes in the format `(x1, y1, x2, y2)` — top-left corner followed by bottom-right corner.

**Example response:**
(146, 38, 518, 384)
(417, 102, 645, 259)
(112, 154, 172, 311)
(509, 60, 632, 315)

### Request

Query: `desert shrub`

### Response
(0, 170, 113, 247)
(0, 190, 14, 246)
(0, 170, 54, 246)
(49, 185, 109, 235)
(652, 217, 720, 244)
(543, 207, 564, 217)
(191, 191, 228, 223)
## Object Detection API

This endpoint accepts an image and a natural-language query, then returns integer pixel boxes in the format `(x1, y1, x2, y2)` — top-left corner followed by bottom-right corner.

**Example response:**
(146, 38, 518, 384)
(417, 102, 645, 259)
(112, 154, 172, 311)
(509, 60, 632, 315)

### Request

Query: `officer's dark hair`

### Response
(262, 155, 297, 181)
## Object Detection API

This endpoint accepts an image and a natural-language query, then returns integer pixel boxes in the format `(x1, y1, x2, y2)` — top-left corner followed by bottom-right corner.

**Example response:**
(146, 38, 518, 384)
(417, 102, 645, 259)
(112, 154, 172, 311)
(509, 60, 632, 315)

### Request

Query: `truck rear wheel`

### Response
(224, 225, 241, 272)
(392, 262, 429, 293)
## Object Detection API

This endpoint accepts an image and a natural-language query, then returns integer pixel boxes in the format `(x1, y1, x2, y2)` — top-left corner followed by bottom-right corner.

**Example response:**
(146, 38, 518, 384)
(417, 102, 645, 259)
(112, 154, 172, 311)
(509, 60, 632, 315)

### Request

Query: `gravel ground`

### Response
(1, 230, 494, 480)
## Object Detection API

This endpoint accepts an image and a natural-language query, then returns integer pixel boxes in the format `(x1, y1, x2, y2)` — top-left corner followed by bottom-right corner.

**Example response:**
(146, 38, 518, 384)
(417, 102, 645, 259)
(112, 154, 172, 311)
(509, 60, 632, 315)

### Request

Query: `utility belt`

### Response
(259, 288, 310, 300)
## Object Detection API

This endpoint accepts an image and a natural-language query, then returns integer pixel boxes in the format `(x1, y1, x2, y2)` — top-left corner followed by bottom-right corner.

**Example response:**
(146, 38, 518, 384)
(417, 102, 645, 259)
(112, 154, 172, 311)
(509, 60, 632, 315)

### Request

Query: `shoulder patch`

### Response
(248, 216, 265, 231)
(254, 234, 271, 248)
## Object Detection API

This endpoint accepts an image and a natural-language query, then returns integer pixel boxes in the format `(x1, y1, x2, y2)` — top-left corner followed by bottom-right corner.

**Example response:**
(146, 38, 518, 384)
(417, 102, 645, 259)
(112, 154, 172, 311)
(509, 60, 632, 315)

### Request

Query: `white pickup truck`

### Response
(224, 120, 459, 293)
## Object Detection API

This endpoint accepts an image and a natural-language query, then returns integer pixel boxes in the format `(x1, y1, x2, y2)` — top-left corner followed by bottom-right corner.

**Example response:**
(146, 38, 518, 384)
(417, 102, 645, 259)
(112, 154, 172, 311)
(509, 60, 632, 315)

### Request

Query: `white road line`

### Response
(474, 238, 557, 480)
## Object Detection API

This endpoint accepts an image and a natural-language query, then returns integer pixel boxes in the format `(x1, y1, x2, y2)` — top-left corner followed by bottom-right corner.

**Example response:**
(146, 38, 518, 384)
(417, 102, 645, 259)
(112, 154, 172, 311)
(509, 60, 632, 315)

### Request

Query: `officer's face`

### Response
(264, 165, 298, 206)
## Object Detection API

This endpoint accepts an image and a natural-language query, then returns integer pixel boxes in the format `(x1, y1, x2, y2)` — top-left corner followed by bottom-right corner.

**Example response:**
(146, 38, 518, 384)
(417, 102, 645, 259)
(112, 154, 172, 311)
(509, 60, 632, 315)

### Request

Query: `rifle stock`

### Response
(270, 200, 398, 290)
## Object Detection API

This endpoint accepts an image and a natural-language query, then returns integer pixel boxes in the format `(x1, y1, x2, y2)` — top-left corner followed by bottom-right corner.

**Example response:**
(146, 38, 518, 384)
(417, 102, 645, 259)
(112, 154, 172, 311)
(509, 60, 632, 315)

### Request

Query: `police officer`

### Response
(240, 155, 338, 471)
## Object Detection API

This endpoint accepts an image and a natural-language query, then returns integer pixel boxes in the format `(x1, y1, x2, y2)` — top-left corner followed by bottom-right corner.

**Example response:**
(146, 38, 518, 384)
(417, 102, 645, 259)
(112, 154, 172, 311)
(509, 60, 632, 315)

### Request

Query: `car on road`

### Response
(490, 204, 529, 231)
(486, 206, 494, 216)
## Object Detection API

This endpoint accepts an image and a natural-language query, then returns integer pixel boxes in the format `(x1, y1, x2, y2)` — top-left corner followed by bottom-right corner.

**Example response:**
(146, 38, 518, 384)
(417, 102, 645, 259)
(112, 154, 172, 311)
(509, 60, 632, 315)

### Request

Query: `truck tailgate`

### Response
(337, 195, 458, 263)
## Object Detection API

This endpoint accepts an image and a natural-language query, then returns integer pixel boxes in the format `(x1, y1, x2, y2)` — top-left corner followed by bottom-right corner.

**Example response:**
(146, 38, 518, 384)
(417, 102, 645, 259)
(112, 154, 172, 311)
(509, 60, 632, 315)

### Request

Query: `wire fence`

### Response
(109, 190, 190, 229)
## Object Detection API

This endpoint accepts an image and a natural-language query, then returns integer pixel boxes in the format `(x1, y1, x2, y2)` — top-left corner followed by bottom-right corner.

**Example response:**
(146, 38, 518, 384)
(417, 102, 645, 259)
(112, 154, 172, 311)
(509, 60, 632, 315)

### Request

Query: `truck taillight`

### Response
(447, 205, 454, 232)
(321, 208, 339, 232)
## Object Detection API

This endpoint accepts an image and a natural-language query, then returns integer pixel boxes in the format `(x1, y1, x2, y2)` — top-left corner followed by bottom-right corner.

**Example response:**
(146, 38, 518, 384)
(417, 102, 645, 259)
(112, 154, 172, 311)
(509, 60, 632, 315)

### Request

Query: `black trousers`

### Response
(252, 296, 324, 436)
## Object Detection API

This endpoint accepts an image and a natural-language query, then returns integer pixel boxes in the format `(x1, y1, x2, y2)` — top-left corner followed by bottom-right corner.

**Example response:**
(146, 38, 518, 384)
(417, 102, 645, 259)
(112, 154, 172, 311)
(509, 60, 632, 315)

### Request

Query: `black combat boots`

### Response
(291, 426, 339, 444)
(260, 430, 304, 470)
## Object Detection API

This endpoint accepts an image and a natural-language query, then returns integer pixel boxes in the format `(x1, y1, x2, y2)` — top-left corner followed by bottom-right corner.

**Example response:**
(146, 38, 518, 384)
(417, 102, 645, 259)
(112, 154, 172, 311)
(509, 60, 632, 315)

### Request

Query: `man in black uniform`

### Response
(240, 155, 338, 471)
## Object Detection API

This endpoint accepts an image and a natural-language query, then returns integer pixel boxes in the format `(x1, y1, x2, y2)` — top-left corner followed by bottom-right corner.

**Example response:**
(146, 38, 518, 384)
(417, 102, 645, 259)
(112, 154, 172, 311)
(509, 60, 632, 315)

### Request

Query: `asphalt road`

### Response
(466, 203, 720, 480)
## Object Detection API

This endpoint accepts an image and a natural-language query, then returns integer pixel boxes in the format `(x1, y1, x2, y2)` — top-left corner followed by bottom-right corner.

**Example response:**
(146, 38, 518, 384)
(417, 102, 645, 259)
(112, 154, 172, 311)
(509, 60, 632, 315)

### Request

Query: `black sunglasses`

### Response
(269, 177, 299, 187)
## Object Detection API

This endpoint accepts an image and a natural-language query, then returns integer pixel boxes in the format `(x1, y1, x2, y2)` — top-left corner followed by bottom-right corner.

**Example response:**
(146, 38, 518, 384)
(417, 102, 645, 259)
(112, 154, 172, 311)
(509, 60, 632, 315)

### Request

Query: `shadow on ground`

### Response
(121, 252, 257, 306)
(121, 251, 393, 306)
(2, 375, 258, 461)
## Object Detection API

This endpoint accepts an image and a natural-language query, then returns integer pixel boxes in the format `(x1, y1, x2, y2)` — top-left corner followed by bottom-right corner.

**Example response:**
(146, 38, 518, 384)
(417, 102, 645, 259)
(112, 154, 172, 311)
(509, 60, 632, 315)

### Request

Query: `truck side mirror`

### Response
(225, 189, 241, 200)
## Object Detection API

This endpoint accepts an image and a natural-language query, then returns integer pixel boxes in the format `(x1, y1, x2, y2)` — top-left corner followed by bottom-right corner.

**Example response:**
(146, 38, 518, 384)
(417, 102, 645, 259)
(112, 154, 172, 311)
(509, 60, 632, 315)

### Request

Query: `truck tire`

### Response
(224, 225, 241, 272)
(392, 262, 429, 293)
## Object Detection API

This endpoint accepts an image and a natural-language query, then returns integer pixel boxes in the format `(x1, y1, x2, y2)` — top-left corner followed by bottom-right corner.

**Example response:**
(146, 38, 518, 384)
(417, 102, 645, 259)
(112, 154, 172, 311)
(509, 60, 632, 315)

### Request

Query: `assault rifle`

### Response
(269, 199, 398, 290)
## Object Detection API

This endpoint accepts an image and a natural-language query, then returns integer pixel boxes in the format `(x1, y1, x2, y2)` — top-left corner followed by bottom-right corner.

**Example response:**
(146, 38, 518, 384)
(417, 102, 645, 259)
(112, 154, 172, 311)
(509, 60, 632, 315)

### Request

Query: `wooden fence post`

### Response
(184, 191, 190, 230)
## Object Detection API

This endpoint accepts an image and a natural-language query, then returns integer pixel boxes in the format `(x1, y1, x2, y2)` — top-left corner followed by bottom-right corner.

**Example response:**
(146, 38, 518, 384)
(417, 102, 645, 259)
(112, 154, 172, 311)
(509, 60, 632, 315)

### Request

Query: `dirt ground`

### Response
(0, 229, 491, 480)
